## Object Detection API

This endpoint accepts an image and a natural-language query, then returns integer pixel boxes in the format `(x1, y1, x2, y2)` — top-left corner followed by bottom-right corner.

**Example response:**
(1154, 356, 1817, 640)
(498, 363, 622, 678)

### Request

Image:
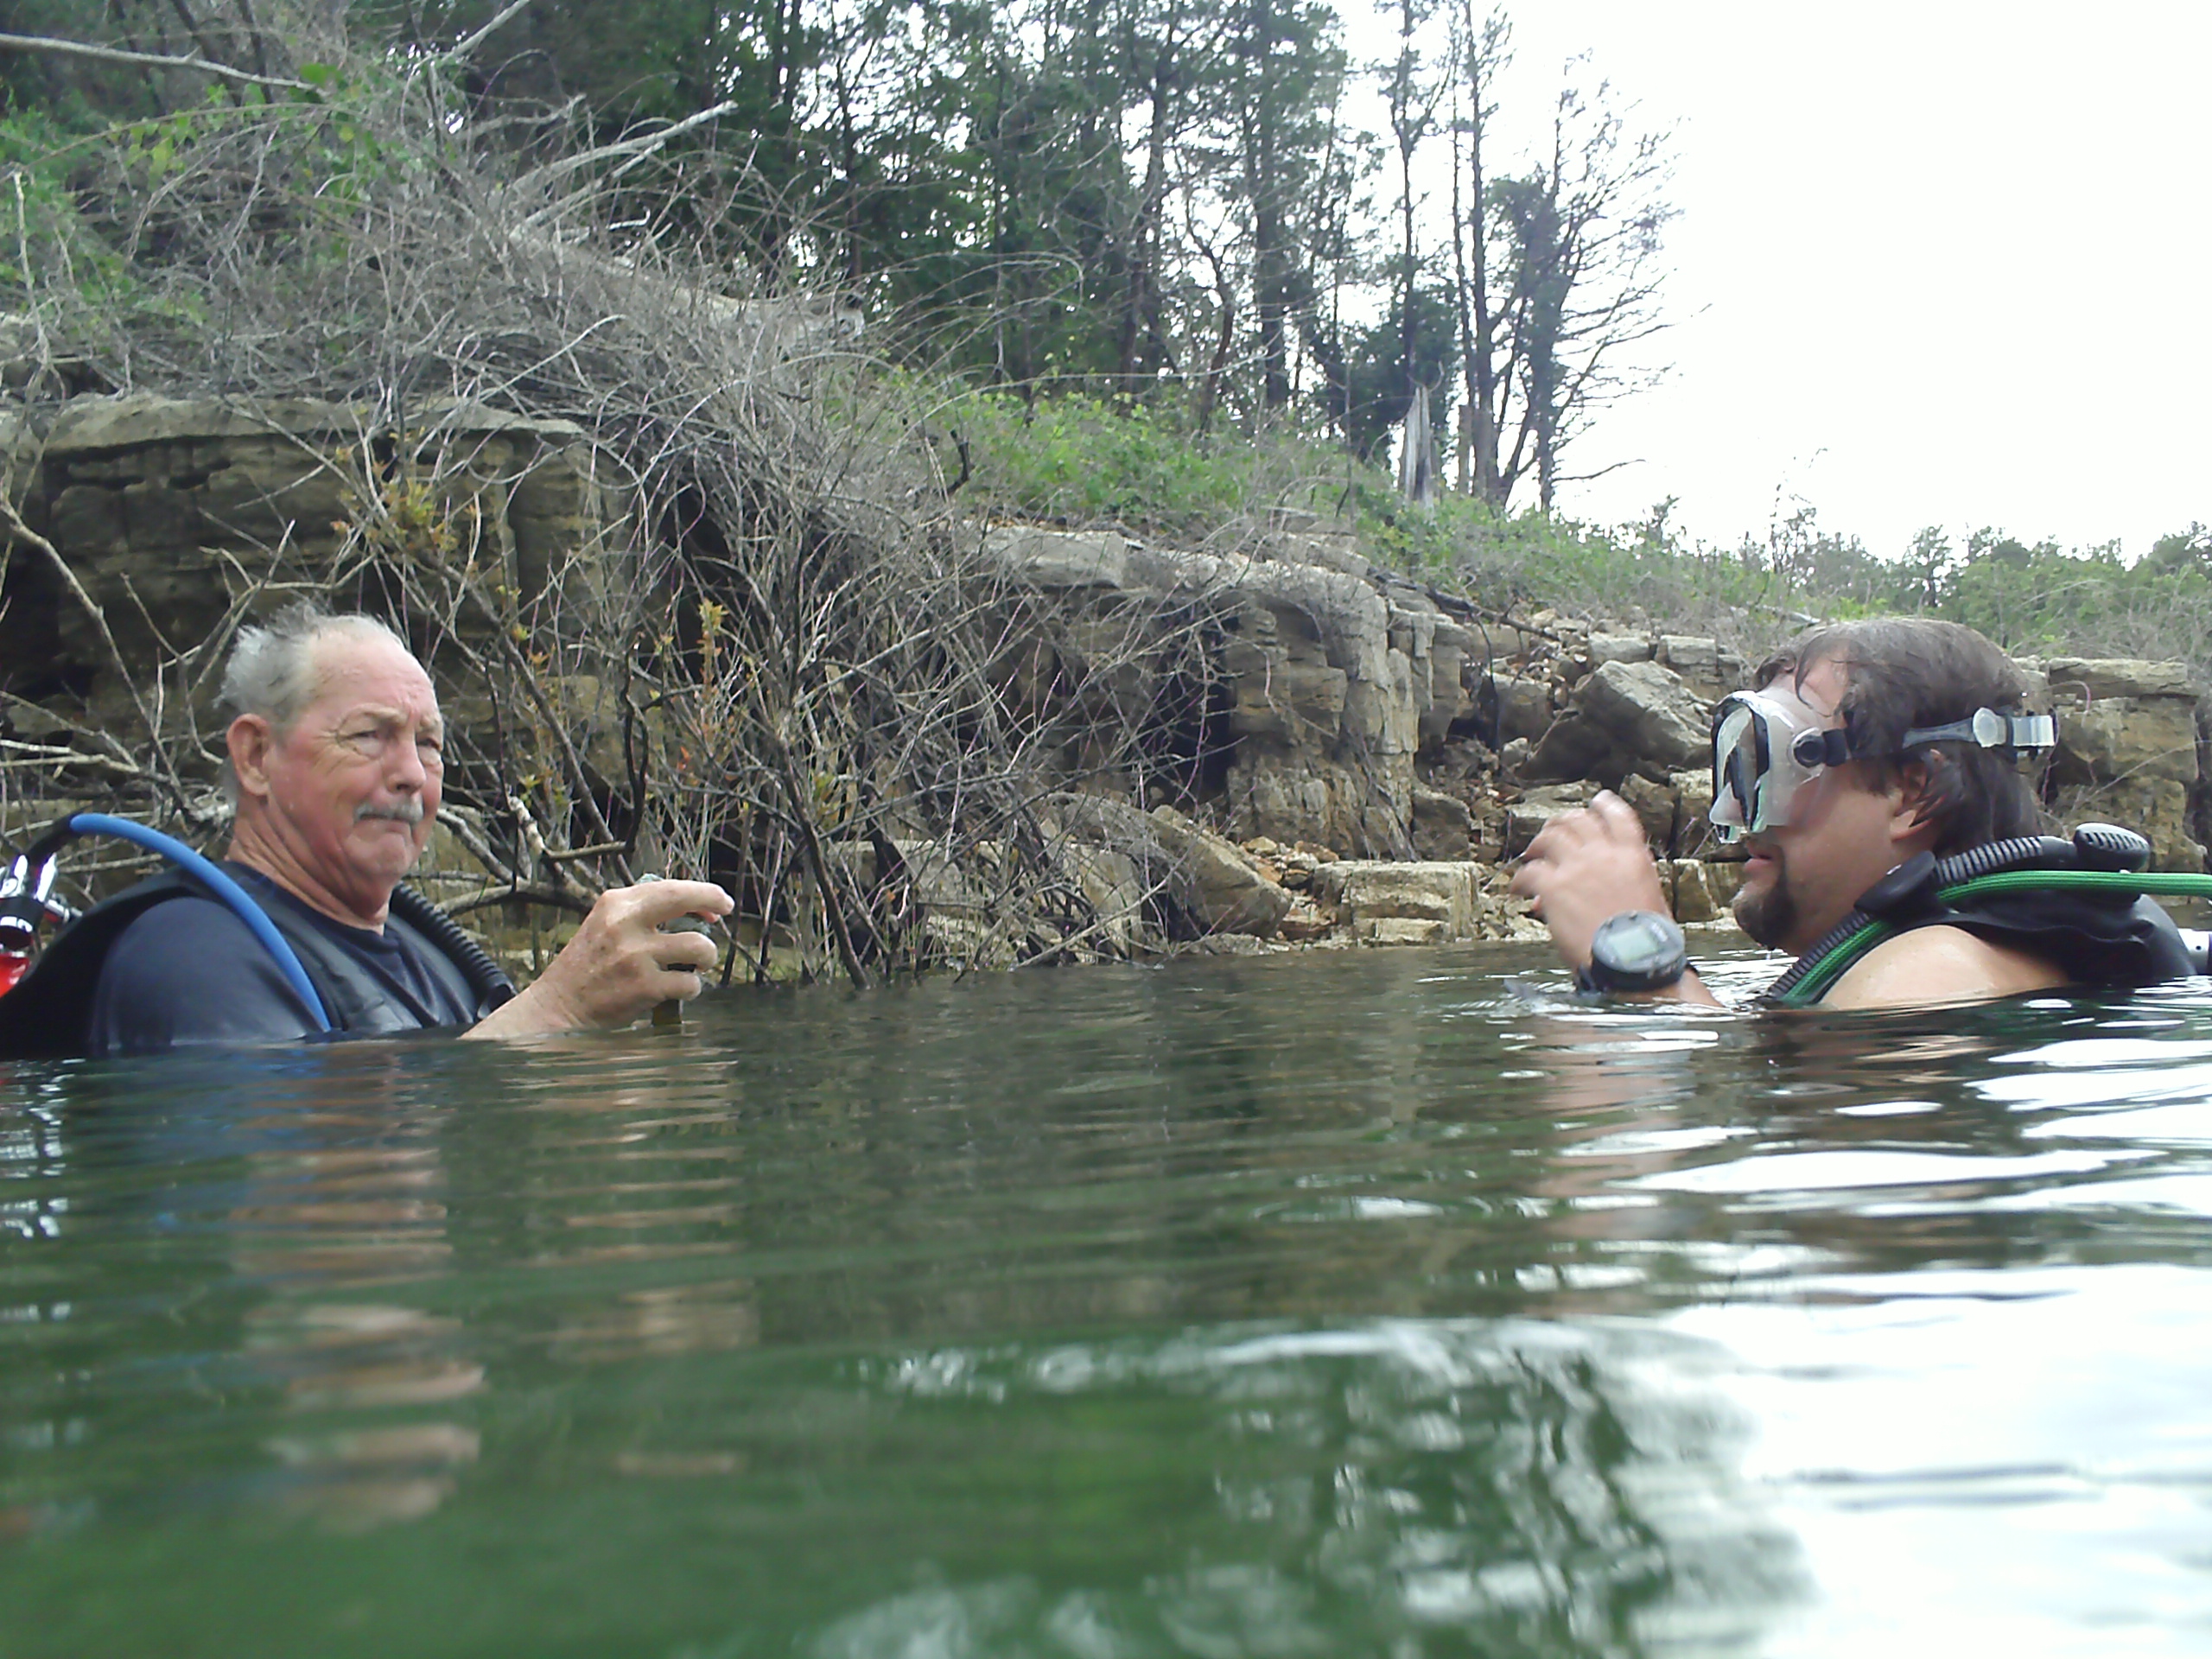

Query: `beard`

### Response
(1732, 850, 1797, 950)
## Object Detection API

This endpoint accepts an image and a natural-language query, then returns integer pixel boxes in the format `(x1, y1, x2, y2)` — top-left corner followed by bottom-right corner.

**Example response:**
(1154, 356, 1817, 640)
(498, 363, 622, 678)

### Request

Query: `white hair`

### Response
(218, 603, 413, 802)
(220, 602, 410, 733)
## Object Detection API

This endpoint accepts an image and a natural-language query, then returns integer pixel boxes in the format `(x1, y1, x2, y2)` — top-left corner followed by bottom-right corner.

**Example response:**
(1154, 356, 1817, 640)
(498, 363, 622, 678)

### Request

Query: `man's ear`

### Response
(1888, 757, 1942, 845)
(227, 715, 275, 799)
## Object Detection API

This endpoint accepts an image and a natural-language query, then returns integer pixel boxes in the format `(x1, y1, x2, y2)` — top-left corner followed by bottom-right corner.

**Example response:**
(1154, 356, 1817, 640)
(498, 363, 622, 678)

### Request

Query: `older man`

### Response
(1511, 618, 2194, 1008)
(85, 605, 729, 1052)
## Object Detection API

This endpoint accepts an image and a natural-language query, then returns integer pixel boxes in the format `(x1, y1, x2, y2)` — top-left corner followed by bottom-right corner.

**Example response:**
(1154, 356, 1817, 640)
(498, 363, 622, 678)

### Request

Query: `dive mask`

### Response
(1708, 690, 1847, 844)
(1707, 691, 2056, 845)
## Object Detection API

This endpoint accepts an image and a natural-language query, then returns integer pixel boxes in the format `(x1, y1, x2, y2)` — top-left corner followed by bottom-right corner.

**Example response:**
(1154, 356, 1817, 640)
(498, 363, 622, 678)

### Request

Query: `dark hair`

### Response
(1756, 617, 2047, 855)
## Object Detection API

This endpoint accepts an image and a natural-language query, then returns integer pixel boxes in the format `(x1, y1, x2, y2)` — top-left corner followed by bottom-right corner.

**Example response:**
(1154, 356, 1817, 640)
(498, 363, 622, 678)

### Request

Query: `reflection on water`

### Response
(2, 943, 2211, 1655)
(820, 1318, 1796, 1657)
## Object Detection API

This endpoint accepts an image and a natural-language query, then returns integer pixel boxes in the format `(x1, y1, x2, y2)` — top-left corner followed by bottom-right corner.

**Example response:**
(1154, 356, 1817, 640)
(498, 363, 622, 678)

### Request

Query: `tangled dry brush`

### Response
(2, 57, 1235, 982)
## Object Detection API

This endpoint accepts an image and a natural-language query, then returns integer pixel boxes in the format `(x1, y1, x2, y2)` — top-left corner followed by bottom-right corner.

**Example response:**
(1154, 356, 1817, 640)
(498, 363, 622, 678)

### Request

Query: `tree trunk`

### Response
(1117, 7, 1180, 391)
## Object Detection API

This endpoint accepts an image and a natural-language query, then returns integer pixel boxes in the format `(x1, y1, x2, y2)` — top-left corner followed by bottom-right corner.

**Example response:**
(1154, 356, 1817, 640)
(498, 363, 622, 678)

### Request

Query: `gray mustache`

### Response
(355, 800, 426, 825)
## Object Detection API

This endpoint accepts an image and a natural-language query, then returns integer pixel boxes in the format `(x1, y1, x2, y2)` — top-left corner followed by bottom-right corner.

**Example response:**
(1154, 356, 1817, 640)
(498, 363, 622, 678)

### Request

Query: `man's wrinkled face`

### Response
(257, 634, 443, 912)
(1730, 656, 1916, 957)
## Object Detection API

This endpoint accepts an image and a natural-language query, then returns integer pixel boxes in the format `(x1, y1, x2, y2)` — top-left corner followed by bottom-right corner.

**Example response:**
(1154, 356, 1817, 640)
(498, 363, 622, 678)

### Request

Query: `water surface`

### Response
(4, 942, 2212, 1656)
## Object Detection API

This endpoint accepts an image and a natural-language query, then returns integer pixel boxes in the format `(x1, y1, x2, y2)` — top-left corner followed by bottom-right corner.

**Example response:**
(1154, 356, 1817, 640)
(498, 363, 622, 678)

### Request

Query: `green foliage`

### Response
(2143, 521, 2212, 575)
(922, 385, 2212, 680)
(0, 108, 129, 303)
(1338, 284, 1458, 462)
(0, 0, 2189, 690)
(1362, 490, 1786, 629)
(1925, 528, 2212, 671)
(943, 387, 1351, 537)
(0, 0, 1668, 481)
(1351, 492, 2212, 680)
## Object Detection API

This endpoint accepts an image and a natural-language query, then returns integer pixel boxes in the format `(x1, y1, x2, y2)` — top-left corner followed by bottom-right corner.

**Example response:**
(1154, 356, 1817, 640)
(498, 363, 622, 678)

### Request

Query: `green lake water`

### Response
(5, 941, 2212, 1656)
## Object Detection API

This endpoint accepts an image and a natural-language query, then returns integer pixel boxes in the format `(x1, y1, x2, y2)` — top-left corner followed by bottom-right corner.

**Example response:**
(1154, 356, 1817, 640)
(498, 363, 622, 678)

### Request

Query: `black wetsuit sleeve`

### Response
(86, 896, 324, 1055)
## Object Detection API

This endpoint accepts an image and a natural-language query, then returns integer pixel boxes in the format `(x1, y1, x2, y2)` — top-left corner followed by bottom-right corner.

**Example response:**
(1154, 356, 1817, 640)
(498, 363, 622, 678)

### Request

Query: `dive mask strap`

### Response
(1898, 709, 2056, 757)
(1788, 727, 1853, 769)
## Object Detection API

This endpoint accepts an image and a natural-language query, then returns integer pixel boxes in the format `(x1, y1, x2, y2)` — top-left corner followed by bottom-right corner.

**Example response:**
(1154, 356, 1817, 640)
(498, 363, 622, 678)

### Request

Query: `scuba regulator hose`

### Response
(0, 814, 333, 1032)
(1763, 824, 2212, 1007)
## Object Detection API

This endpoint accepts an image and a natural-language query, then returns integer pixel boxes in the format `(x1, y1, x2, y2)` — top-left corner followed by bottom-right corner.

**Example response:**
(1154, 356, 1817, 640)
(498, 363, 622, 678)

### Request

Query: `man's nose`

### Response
(386, 736, 429, 790)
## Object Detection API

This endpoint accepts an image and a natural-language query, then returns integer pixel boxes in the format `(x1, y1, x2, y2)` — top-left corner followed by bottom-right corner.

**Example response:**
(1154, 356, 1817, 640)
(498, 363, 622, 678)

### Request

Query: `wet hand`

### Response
(467, 879, 734, 1039)
(1507, 790, 1672, 970)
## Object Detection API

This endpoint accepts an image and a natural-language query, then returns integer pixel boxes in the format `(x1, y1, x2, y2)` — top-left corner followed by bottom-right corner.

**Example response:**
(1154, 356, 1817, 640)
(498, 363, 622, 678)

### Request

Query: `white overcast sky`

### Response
(1339, 1, 2212, 560)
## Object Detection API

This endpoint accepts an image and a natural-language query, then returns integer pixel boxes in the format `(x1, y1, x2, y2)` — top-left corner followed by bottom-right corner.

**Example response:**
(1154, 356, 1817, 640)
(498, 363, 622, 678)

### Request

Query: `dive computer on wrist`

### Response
(1576, 909, 1690, 994)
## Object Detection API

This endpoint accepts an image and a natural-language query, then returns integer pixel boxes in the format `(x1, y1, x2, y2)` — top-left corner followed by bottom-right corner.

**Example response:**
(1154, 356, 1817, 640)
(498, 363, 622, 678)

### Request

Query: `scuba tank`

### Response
(0, 846, 54, 996)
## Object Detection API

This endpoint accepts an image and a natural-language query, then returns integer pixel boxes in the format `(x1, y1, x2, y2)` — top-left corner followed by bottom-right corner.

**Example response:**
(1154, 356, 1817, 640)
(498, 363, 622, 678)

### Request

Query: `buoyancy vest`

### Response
(1762, 828, 2210, 1007)
(0, 868, 514, 1060)
(1925, 887, 2197, 988)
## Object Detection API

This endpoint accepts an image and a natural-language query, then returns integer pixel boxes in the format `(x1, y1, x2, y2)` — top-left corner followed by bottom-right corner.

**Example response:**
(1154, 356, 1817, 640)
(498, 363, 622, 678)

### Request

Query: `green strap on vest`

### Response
(1768, 868, 2212, 1007)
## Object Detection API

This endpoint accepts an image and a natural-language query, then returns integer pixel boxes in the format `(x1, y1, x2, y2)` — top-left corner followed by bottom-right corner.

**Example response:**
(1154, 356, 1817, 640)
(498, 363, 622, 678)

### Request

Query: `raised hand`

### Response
(467, 879, 734, 1039)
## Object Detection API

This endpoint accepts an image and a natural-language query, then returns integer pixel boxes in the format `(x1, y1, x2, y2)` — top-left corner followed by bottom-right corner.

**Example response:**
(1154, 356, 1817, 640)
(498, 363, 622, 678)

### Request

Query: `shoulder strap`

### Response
(0, 867, 513, 1059)
(260, 902, 397, 1034)
(260, 892, 480, 1034)
(389, 885, 517, 1014)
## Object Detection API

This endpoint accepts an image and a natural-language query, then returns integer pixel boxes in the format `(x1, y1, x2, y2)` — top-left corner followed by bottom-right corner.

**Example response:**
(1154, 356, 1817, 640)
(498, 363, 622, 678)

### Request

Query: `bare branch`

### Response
(442, 0, 535, 64)
(0, 29, 308, 92)
(0, 65, 1249, 982)
(512, 101, 744, 204)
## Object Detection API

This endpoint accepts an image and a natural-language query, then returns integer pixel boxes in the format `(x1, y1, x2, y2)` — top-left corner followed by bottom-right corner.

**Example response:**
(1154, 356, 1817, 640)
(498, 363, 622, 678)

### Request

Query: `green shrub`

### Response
(919, 381, 2211, 678)
(935, 387, 1356, 539)
(1357, 488, 1807, 645)
(1928, 531, 2212, 675)
(0, 108, 130, 305)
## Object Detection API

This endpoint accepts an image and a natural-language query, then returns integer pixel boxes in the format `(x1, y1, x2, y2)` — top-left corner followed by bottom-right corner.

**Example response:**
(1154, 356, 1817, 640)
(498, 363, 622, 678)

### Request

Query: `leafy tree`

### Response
(1338, 282, 1454, 461)
(2144, 522, 2212, 575)
(1214, 0, 1345, 410)
(1444, 10, 1671, 510)
(361, 0, 827, 270)
(0, 0, 1684, 486)
(1896, 525, 1955, 611)
(0, 0, 309, 118)
(1445, 0, 1503, 499)
(1376, 0, 1445, 429)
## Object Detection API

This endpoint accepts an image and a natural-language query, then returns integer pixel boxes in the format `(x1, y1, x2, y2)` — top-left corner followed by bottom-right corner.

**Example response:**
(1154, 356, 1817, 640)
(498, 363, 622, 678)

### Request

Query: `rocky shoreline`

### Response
(4, 393, 2207, 983)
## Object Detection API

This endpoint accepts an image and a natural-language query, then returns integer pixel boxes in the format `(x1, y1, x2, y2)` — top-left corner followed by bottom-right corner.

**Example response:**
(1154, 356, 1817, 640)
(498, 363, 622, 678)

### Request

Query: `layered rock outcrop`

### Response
(5, 392, 2206, 961)
(2028, 657, 2207, 874)
(986, 524, 1478, 856)
(3, 393, 607, 724)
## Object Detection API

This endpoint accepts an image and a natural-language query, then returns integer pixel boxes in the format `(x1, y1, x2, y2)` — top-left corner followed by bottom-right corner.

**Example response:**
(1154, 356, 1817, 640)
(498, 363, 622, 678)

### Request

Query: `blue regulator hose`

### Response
(64, 815, 332, 1032)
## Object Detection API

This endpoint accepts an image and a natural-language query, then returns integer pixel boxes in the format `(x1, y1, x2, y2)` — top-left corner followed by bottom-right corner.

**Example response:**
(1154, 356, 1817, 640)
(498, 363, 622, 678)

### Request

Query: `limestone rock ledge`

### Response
(1308, 861, 1543, 947)
(988, 524, 1478, 856)
(7, 399, 2209, 977)
(4, 392, 612, 729)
